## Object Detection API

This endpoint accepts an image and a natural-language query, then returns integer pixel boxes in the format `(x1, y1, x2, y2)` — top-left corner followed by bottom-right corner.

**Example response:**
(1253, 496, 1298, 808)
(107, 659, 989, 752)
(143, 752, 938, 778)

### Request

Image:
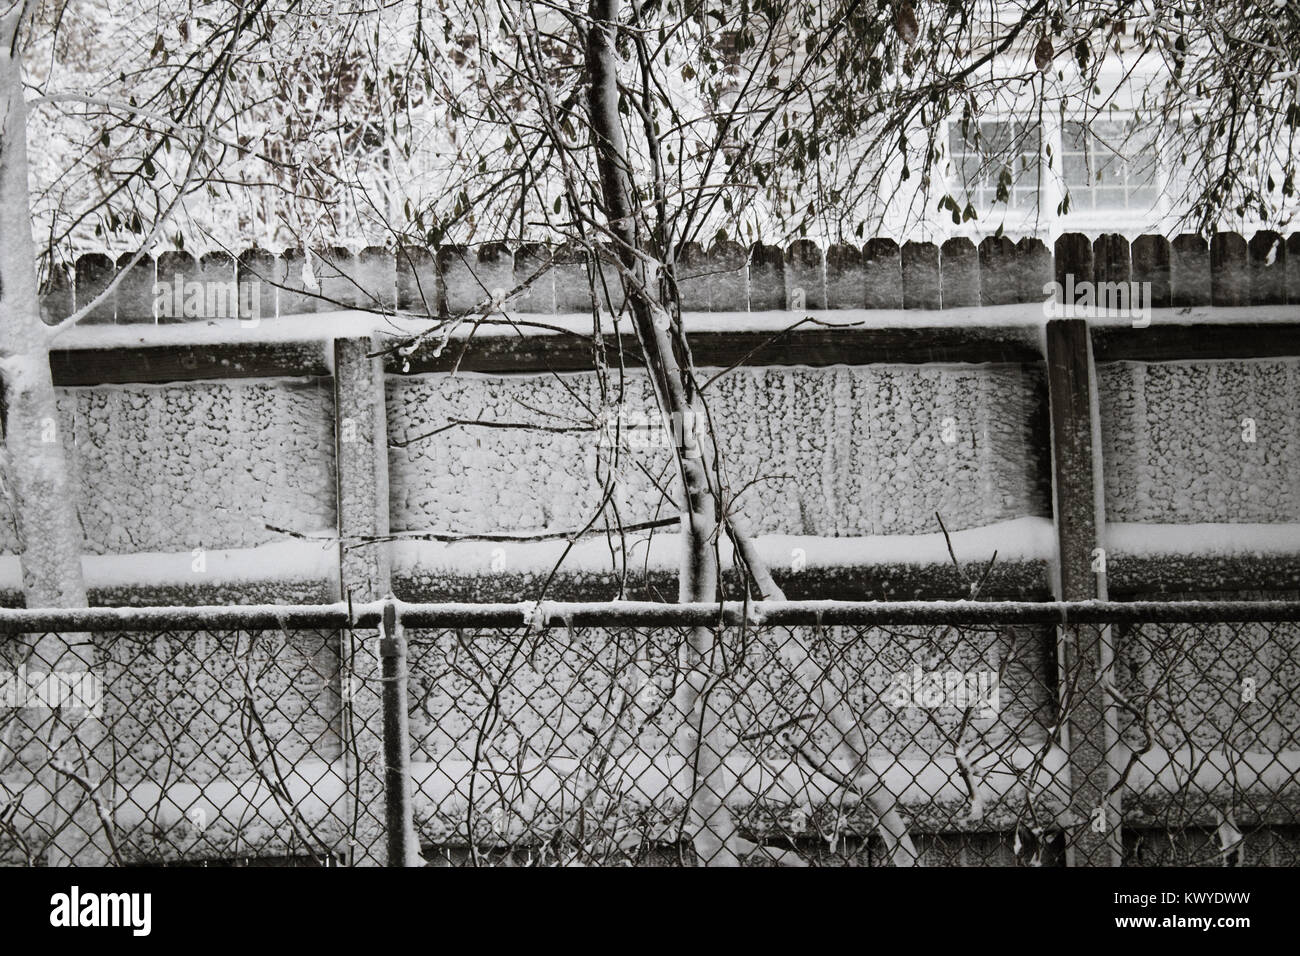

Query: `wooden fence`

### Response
(30, 232, 1300, 604)
(45, 231, 1300, 324)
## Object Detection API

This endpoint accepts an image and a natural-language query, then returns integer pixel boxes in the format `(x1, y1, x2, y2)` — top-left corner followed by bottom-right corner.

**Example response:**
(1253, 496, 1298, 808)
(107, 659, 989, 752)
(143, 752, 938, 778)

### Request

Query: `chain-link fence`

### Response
(2, 601, 1297, 866)
(0, 605, 381, 867)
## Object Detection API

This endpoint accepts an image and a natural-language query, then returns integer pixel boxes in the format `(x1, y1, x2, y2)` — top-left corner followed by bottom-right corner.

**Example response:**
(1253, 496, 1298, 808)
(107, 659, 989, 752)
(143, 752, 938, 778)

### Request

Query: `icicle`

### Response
(273, 607, 291, 646)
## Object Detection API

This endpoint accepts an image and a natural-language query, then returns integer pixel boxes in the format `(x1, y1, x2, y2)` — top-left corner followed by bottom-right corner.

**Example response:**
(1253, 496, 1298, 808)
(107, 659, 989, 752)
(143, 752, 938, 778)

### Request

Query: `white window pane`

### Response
(950, 123, 975, 154)
(1127, 186, 1157, 207)
(1063, 152, 1089, 185)
(980, 121, 1012, 152)
(1011, 187, 1038, 210)
(1062, 121, 1088, 153)
(1092, 186, 1128, 208)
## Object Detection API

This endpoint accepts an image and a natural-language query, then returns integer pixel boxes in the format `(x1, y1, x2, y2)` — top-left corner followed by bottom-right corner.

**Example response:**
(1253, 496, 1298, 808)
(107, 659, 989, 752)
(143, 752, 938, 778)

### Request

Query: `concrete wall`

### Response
(0, 378, 335, 558)
(1100, 359, 1300, 523)
(387, 364, 1048, 539)
(10, 357, 1289, 570)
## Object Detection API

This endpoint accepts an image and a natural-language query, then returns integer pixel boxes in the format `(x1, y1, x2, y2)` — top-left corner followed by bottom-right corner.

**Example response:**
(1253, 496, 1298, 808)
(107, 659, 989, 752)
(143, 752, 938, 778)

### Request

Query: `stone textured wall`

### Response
(0, 354, 1289, 599)
(0, 378, 337, 558)
(1099, 359, 1300, 523)
(387, 364, 1049, 539)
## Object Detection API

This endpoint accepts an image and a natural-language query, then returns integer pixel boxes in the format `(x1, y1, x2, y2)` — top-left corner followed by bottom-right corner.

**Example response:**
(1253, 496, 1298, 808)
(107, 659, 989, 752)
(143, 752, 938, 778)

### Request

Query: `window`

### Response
(948, 119, 1041, 213)
(1061, 120, 1158, 211)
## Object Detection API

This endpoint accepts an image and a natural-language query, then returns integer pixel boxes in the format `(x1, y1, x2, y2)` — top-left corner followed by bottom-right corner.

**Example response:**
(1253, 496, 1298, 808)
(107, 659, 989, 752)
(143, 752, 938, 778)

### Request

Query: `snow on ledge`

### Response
(0, 539, 336, 592)
(394, 517, 1058, 577)
(1107, 522, 1300, 559)
(0, 520, 1293, 594)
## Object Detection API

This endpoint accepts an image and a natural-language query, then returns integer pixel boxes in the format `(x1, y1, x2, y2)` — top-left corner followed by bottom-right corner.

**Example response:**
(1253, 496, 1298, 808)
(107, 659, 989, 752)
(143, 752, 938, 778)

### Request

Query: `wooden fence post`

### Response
(1131, 235, 1171, 310)
(785, 238, 825, 310)
(1211, 232, 1249, 306)
(901, 241, 940, 309)
(864, 238, 902, 308)
(978, 235, 1019, 306)
(748, 241, 785, 310)
(939, 237, 978, 308)
(1045, 316, 1123, 866)
(75, 252, 115, 323)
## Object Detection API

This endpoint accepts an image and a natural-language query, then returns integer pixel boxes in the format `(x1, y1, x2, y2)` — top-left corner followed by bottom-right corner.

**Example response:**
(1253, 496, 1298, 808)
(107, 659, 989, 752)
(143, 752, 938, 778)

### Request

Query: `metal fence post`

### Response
(380, 598, 421, 866)
(334, 335, 394, 865)
(1045, 315, 1123, 866)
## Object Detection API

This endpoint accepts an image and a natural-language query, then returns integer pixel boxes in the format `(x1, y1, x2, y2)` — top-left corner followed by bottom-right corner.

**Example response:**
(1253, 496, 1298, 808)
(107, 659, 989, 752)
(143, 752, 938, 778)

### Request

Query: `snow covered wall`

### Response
(17, 229, 1298, 603)
(388, 364, 1048, 536)
(0, 354, 1293, 603)
(1100, 358, 1300, 523)
(385, 362, 1054, 599)
(0, 377, 337, 604)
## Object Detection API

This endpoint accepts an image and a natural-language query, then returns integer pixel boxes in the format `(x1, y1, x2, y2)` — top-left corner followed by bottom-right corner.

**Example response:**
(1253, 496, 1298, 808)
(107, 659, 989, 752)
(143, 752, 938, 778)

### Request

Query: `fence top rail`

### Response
(0, 599, 1297, 633)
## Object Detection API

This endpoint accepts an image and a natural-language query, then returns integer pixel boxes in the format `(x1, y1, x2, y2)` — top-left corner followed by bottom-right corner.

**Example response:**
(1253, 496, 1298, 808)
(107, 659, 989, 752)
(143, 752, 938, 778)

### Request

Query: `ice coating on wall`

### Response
(1099, 359, 1300, 523)
(386, 364, 1049, 538)
(0, 379, 338, 557)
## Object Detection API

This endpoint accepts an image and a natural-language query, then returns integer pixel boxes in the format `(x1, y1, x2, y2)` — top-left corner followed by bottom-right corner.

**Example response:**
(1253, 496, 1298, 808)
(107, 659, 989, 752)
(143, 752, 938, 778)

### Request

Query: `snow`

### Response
(0, 518, 1288, 599)
(54, 313, 429, 350)
(52, 304, 1300, 353)
(6, 746, 1071, 853)
(1099, 359, 1299, 524)
(2, 517, 1286, 594)
(1107, 522, 1300, 557)
(393, 517, 1057, 577)
(1116, 745, 1300, 798)
(10, 741, 1295, 857)
(2, 378, 340, 559)
(0, 539, 336, 591)
(387, 363, 1046, 539)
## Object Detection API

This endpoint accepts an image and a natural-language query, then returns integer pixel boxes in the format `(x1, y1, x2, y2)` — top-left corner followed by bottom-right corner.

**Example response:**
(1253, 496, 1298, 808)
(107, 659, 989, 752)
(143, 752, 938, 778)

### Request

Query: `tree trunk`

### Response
(0, 8, 108, 866)
(583, 0, 916, 865)
(585, 0, 748, 865)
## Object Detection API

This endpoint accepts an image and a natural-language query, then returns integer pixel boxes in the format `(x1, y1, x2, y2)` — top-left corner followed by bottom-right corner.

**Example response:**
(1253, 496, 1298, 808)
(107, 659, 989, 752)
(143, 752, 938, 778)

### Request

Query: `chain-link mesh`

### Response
(1, 602, 1297, 866)
(399, 605, 1300, 867)
(0, 609, 386, 866)
(1114, 619, 1300, 865)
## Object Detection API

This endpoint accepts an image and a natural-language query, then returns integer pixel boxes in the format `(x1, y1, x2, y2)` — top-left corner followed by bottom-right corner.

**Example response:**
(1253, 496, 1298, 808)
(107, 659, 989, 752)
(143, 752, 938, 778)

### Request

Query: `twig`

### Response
(392, 418, 597, 448)
(51, 759, 123, 866)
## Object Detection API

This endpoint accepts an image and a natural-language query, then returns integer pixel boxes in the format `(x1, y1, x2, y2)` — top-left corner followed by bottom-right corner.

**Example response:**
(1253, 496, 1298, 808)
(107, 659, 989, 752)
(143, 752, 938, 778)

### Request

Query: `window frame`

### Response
(936, 108, 1173, 240)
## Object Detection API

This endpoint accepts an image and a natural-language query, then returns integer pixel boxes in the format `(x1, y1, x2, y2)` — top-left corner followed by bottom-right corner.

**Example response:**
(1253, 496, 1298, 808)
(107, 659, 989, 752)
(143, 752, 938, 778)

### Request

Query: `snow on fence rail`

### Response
(1, 600, 1297, 866)
(43, 230, 1300, 325)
